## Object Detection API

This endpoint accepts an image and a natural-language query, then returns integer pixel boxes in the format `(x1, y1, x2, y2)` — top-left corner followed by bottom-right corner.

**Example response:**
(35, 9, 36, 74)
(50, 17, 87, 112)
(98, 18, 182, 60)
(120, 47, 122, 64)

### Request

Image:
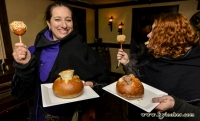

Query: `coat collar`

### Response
(158, 46, 200, 66)
(34, 27, 78, 48)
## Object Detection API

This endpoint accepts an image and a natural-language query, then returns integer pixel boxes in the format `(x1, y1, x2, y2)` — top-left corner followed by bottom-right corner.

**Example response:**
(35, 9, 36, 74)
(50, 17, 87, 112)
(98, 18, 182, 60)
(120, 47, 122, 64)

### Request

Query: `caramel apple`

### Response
(10, 21, 27, 43)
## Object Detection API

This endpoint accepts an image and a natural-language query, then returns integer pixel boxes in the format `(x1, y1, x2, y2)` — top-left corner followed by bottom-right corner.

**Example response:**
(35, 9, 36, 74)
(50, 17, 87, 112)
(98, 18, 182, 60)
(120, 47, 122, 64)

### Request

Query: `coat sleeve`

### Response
(79, 44, 110, 96)
(11, 56, 37, 101)
(168, 96, 200, 121)
(123, 43, 148, 78)
(86, 47, 110, 95)
(92, 51, 110, 84)
(123, 58, 140, 77)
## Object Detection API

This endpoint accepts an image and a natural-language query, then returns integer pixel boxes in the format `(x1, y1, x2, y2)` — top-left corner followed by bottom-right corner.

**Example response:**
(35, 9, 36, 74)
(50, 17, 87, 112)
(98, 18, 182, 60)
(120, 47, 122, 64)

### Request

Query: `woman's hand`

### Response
(12, 43, 31, 65)
(117, 49, 129, 65)
(152, 95, 175, 112)
(84, 81, 94, 88)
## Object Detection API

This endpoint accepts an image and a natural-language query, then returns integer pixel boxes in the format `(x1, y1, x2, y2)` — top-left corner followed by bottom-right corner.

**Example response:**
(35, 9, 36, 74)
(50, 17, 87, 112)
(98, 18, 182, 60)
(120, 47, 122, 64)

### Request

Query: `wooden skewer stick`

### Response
(120, 42, 123, 49)
(19, 35, 22, 43)
(117, 41, 123, 69)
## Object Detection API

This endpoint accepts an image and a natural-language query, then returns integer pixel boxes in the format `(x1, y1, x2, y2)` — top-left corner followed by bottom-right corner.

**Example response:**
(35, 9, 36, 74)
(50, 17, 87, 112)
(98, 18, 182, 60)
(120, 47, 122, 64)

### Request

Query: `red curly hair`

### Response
(148, 12, 198, 58)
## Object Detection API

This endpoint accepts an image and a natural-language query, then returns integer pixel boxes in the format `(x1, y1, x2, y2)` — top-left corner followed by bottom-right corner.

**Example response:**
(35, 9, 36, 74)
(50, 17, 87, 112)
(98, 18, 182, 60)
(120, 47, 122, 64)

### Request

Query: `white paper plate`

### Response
(103, 81, 167, 112)
(41, 83, 99, 107)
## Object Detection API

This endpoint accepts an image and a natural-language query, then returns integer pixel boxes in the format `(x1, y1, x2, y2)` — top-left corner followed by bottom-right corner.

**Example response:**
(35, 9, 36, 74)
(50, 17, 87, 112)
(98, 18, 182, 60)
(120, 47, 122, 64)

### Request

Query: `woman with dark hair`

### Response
(117, 12, 200, 121)
(11, 1, 109, 121)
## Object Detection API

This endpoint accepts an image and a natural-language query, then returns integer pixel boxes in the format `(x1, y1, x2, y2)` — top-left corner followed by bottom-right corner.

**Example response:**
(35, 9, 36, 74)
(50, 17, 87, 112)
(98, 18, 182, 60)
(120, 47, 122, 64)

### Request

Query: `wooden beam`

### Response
(0, 0, 13, 58)
(87, 43, 130, 49)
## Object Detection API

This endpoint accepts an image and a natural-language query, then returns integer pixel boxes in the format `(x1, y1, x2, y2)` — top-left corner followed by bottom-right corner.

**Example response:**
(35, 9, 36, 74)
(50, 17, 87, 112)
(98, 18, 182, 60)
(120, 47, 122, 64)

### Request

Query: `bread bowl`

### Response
(116, 74, 144, 99)
(52, 69, 84, 98)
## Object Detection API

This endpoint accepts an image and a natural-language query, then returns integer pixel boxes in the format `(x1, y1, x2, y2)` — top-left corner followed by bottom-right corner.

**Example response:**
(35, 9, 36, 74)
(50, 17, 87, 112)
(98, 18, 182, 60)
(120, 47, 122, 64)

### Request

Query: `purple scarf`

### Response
(28, 30, 60, 82)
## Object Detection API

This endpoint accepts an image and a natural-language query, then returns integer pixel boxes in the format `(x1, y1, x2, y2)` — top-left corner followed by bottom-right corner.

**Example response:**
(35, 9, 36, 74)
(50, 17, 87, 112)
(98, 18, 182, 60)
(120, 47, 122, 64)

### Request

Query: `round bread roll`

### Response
(116, 74, 144, 99)
(52, 70, 84, 99)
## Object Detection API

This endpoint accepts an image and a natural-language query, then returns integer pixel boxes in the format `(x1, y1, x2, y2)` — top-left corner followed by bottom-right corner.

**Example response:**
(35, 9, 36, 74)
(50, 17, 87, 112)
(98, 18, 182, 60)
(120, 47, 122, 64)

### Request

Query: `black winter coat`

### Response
(11, 28, 110, 121)
(124, 45, 200, 121)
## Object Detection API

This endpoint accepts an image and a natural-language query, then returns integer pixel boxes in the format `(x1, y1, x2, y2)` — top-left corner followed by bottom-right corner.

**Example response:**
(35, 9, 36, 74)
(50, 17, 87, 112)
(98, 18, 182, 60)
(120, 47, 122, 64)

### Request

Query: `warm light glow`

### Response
(109, 16, 114, 22)
(118, 22, 124, 29)
(108, 16, 114, 31)
(118, 22, 124, 35)
(118, 25, 122, 29)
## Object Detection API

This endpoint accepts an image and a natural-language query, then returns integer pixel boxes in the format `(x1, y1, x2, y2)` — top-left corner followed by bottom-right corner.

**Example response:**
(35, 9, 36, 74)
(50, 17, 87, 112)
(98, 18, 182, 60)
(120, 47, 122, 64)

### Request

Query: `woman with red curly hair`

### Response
(148, 12, 198, 58)
(117, 12, 200, 121)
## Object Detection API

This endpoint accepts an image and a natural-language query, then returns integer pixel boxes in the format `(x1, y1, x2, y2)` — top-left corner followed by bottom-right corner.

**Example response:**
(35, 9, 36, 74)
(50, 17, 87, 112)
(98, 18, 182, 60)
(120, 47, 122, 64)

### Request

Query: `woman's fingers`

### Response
(12, 42, 31, 64)
(13, 51, 25, 62)
(152, 96, 169, 103)
(117, 49, 125, 59)
(152, 97, 165, 103)
(152, 96, 167, 105)
(14, 42, 27, 48)
(14, 47, 27, 59)
(152, 95, 175, 112)
(117, 49, 129, 65)
(84, 81, 94, 88)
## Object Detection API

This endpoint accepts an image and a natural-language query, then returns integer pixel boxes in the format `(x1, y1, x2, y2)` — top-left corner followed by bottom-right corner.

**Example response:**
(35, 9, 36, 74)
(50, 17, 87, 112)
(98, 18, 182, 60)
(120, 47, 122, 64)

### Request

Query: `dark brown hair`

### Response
(44, 1, 78, 30)
(148, 12, 198, 58)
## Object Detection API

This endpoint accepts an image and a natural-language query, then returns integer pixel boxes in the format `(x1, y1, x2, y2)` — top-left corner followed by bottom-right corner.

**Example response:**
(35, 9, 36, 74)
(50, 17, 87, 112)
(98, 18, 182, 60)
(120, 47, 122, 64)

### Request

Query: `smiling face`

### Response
(46, 6, 73, 41)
